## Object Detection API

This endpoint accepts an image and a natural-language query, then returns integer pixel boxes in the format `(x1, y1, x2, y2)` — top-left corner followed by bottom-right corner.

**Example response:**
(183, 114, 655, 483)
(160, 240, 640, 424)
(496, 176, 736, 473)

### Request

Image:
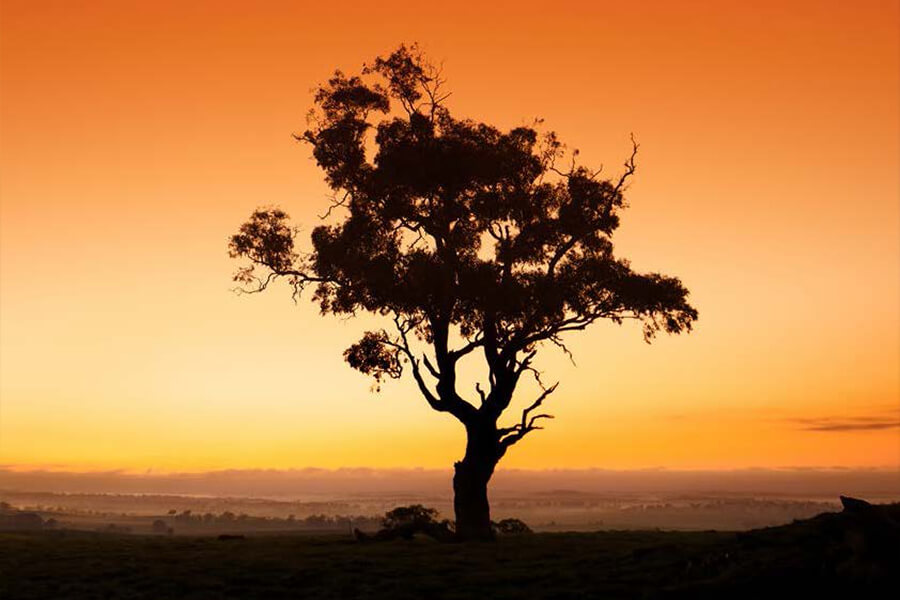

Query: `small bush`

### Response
(493, 518, 533, 535)
(382, 504, 440, 529)
(356, 505, 455, 542)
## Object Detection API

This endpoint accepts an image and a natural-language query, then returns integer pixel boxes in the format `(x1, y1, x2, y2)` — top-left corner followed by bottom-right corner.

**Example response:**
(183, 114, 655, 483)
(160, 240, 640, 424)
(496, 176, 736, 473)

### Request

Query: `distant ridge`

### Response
(1, 466, 898, 498)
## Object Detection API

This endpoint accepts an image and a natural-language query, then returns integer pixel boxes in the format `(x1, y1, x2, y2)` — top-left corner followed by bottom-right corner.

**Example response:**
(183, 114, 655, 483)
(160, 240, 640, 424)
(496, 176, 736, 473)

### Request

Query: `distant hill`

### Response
(2, 466, 898, 498)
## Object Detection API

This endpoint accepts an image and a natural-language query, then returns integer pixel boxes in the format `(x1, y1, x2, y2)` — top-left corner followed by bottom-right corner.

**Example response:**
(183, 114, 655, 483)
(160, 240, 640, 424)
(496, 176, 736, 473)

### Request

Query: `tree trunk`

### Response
(453, 423, 500, 541)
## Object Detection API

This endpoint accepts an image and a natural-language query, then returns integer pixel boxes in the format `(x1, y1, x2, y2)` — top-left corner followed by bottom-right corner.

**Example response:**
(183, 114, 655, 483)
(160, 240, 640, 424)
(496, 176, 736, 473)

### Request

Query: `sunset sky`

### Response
(1, 0, 898, 473)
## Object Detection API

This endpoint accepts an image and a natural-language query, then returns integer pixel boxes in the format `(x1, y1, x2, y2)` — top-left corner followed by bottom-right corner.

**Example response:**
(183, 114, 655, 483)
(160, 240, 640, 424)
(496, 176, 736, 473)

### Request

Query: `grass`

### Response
(0, 523, 894, 599)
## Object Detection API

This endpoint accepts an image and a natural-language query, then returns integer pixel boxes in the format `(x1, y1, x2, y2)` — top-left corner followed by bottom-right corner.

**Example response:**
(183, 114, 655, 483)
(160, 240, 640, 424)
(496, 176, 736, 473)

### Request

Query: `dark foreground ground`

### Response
(1, 501, 898, 599)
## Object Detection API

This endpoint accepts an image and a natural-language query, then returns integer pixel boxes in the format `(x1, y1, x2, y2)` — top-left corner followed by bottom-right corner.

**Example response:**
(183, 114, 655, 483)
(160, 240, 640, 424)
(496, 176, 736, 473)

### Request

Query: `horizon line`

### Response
(2, 464, 898, 476)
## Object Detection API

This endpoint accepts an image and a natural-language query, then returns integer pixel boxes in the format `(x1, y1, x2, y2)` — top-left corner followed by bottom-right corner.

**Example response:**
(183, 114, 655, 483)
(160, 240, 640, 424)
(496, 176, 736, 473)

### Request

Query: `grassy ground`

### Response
(0, 520, 895, 599)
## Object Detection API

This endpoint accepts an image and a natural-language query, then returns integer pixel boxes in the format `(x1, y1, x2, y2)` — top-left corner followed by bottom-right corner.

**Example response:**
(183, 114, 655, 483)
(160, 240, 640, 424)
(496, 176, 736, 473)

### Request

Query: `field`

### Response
(2, 504, 897, 600)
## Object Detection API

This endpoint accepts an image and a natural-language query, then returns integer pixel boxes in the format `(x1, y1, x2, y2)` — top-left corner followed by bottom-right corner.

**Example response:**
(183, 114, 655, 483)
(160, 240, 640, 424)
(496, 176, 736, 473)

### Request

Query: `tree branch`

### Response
(390, 315, 476, 424)
(614, 134, 639, 193)
(475, 382, 487, 405)
(385, 316, 444, 413)
(498, 382, 559, 451)
(448, 335, 484, 361)
(422, 354, 442, 379)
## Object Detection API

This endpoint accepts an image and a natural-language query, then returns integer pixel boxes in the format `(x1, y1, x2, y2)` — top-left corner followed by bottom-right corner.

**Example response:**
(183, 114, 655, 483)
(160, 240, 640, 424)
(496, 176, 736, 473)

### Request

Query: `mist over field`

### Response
(3, 467, 898, 533)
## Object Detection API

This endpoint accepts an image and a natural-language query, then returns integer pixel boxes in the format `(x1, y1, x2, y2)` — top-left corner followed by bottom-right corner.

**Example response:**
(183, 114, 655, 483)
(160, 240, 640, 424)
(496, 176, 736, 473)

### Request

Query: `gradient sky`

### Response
(1, 0, 898, 472)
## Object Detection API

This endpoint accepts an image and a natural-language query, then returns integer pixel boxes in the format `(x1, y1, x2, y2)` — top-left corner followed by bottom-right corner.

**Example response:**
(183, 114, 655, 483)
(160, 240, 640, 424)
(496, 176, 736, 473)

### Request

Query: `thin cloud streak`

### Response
(803, 421, 900, 432)
(790, 413, 900, 433)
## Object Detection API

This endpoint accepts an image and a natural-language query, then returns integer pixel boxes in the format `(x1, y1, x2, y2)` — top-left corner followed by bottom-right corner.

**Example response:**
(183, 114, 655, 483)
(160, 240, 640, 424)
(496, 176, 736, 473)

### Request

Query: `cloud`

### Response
(792, 415, 900, 433)
(803, 421, 900, 432)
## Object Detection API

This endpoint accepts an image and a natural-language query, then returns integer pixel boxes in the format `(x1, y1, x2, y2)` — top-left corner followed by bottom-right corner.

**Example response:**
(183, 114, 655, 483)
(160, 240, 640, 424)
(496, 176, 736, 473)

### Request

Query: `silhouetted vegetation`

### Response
(9, 488, 889, 534)
(0, 503, 50, 532)
(0, 496, 383, 537)
(355, 504, 456, 542)
(2, 500, 896, 599)
(382, 504, 440, 529)
(493, 518, 532, 535)
(230, 44, 697, 540)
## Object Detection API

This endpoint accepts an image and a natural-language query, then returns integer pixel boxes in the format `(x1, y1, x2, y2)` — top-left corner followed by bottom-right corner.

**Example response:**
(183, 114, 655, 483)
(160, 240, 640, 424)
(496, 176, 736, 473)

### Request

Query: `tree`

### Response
(229, 44, 697, 541)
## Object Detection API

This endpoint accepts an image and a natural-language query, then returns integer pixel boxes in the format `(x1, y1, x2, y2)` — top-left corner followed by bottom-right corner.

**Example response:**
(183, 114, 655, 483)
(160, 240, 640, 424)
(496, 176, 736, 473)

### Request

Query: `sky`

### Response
(0, 0, 898, 473)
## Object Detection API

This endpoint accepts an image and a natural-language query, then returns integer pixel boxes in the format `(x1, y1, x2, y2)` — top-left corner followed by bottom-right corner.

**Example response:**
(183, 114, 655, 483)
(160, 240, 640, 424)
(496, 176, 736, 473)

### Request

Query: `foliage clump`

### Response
(493, 518, 532, 535)
(382, 504, 442, 530)
(356, 504, 455, 542)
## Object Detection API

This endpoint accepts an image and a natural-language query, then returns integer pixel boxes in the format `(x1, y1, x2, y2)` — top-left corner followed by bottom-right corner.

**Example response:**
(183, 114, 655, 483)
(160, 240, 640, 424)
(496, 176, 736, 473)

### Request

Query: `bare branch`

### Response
(521, 382, 558, 427)
(514, 350, 539, 379)
(231, 270, 278, 295)
(448, 334, 484, 361)
(498, 382, 559, 451)
(614, 134, 639, 192)
(318, 190, 351, 220)
(388, 314, 477, 424)
(547, 335, 576, 366)
(423, 354, 441, 379)
(387, 315, 443, 411)
(475, 382, 487, 405)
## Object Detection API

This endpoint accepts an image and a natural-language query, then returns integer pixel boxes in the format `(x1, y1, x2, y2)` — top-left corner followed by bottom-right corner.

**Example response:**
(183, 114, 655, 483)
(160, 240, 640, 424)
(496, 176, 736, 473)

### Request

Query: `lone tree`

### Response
(229, 45, 697, 541)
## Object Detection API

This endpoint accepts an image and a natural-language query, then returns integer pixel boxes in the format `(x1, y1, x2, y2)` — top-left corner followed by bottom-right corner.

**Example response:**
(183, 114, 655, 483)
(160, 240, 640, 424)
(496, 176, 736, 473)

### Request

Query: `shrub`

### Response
(382, 505, 440, 529)
(493, 518, 533, 535)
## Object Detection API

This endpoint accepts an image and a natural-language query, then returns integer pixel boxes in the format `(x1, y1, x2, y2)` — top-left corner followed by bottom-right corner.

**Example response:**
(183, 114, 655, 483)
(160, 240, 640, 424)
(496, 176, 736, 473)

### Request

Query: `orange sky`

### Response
(1, 0, 898, 473)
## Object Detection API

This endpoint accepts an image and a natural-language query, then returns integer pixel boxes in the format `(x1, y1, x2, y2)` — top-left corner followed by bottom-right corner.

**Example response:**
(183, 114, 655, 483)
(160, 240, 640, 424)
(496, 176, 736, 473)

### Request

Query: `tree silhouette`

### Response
(229, 44, 698, 541)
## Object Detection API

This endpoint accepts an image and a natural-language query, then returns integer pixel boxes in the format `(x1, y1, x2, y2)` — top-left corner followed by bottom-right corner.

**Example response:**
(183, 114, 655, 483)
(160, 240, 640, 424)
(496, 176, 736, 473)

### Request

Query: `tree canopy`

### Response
(229, 44, 697, 539)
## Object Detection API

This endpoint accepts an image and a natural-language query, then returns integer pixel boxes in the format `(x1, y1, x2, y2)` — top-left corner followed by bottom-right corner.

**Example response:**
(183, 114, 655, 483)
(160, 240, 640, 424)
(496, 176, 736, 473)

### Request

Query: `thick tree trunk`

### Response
(453, 423, 500, 541)
(453, 460, 494, 540)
